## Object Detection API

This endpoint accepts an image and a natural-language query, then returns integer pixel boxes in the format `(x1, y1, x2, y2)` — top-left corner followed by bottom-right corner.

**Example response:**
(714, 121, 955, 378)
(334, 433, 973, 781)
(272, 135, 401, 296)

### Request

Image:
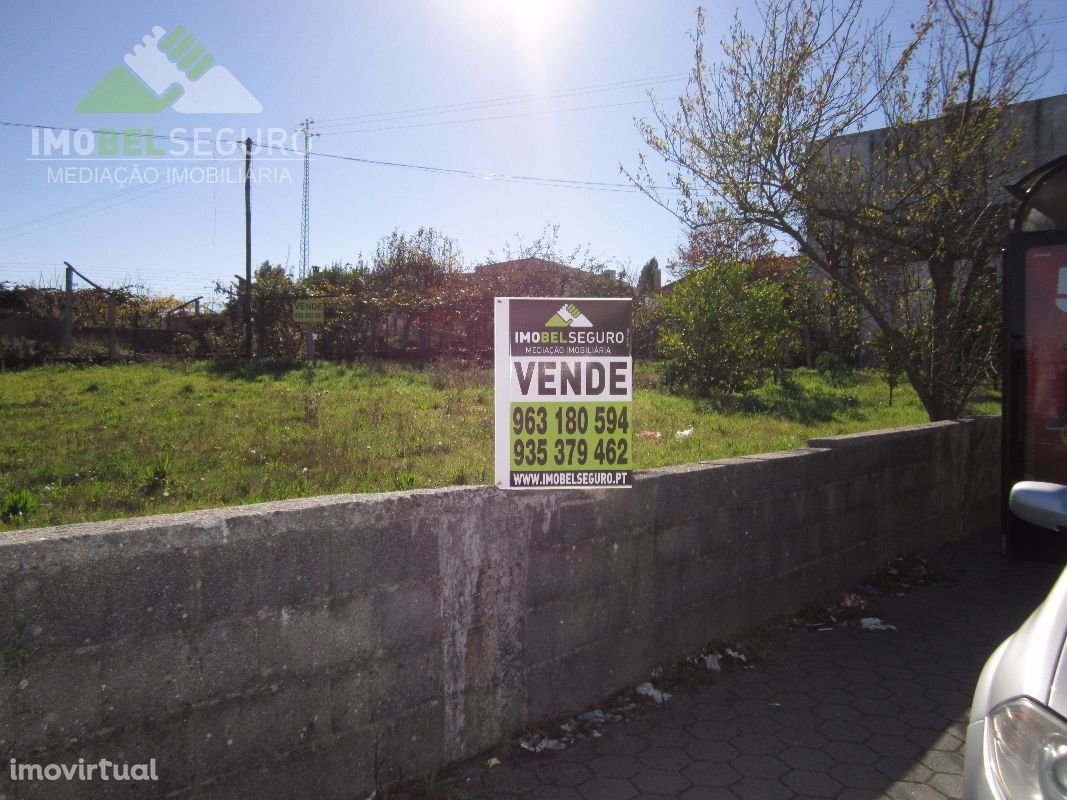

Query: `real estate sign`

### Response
(494, 297, 632, 489)
(293, 299, 325, 323)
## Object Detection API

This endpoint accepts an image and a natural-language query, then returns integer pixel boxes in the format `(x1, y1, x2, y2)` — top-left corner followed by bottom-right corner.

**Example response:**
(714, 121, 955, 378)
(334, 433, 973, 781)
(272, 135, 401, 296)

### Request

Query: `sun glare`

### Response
(456, 0, 574, 62)
(511, 0, 567, 46)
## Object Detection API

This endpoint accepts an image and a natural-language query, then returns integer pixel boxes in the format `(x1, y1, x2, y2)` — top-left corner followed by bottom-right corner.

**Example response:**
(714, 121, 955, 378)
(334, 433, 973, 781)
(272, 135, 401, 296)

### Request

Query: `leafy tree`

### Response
(371, 227, 463, 354)
(636, 257, 661, 297)
(251, 262, 300, 358)
(630, 0, 1045, 419)
(301, 260, 374, 360)
(372, 227, 462, 297)
(871, 329, 904, 405)
(670, 226, 863, 368)
(486, 223, 635, 290)
(659, 262, 796, 394)
(632, 297, 664, 360)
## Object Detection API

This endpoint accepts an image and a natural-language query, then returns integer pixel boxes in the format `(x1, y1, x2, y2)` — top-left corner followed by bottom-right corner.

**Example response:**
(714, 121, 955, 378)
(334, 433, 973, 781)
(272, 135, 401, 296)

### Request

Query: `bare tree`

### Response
(629, 0, 1046, 419)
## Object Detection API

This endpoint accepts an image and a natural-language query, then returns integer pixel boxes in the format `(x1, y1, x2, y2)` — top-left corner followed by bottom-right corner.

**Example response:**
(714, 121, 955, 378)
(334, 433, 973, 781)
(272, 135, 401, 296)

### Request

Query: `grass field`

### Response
(0, 360, 999, 530)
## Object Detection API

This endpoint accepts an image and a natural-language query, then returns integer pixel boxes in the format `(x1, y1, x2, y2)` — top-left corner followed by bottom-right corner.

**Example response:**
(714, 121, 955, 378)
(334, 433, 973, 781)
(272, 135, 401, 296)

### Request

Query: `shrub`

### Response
(659, 262, 795, 394)
(1, 489, 38, 526)
(140, 455, 172, 495)
(814, 351, 856, 386)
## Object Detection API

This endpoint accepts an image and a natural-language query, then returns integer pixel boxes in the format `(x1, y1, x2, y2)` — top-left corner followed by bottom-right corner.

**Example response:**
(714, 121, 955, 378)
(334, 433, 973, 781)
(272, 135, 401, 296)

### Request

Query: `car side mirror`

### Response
(1009, 481, 1067, 532)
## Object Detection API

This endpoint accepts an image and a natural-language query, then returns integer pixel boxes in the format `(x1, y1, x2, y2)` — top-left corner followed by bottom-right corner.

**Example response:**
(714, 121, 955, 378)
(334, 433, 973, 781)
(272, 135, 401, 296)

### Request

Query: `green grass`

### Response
(0, 360, 999, 530)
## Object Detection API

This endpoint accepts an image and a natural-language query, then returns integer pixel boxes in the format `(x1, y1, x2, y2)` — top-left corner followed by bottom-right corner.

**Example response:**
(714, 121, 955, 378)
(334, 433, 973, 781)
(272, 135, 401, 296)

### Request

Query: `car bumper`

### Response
(964, 717, 997, 800)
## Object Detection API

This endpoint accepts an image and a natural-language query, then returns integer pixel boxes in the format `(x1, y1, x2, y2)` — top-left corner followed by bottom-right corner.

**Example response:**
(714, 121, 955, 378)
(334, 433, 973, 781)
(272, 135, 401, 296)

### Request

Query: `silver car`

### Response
(964, 481, 1067, 799)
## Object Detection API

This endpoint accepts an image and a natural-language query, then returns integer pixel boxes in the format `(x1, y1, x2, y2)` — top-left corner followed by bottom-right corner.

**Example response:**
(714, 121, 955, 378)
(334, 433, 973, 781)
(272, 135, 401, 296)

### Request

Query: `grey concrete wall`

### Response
(0, 418, 1000, 799)
(829, 93, 1067, 182)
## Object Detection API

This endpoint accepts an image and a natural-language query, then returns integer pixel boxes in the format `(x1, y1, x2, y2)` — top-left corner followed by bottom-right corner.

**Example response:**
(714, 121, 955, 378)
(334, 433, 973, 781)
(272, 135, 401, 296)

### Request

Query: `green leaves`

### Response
(659, 262, 796, 395)
(631, 0, 1032, 419)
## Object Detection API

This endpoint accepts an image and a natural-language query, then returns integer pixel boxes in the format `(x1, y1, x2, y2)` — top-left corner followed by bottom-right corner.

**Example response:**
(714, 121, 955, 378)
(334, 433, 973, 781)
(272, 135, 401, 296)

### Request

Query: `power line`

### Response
(0, 119, 676, 195)
(312, 72, 687, 127)
(0, 150, 244, 242)
(314, 98, 655, 138)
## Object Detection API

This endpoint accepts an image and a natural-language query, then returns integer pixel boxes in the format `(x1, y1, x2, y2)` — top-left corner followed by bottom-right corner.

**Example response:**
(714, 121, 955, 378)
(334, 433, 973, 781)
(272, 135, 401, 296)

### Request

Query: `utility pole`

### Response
(106, 294, 118, 360)
(233, 275, 246, 331)
(244, 137, 253, 359)
(299, 119, 315, 280)
(63, 261, 119, 359)
(61, 262, 73, 355)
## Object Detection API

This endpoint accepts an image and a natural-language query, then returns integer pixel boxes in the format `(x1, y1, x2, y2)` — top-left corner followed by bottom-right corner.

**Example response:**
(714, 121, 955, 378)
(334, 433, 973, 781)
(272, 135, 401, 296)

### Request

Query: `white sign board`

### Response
(494, 297, 633, 489)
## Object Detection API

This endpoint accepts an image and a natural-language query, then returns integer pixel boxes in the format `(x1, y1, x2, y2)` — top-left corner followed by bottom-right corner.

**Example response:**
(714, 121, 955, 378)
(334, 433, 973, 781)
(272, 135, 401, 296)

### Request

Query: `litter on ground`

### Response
(725, 647, 748, 663)
(635, 682, 672, 704)
(861, 617, 898, 631)
(519, 734, 567, 753)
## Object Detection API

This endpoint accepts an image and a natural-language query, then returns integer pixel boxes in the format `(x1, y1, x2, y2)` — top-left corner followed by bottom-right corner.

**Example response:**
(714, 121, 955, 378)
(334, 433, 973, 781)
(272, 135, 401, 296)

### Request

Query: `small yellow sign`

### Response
(293, 299, 325, 323)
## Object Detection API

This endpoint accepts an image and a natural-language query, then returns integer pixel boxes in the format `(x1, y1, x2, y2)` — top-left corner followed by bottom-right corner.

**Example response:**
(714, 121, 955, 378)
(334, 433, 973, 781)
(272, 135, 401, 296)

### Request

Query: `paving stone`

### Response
(682, 739, 739, 763)
(589, 753, 642, 779)
(579, 776, 639, 800)
(631, 767, 692, 796)
(860, 714, 913, 736)
(680, 787, 739, 800)
(830, 762, 890, 790)
(877, 757, 934, 783)
(735, 716, 781, 735)
(732, 777, 793, 800)
(434, 534, 1060, 800)
(682, 761, 741, 788)
(824, 741, 880, 765)
(920, 749, 964, 775)
(928, 731, 965, 753)
(593, 734, 649, 756)
(817, 719, 871, 743)
(929, 771, 964, 799)
(682, 720, 738, 742)
(536, 761, 594, 787)
(636, 745, 692, 772)
(781, 769, 842, 798)
(732, 753, 788, 780)
(528, 786, 583, 800)
(775, 724, 828, 749)
(816, 702, 865, 723)
(484, 766, 541, 794)
(869, 734, 925, 759)
(730, 733, 782, 755)
(644, 727, 696, 749)
(886, 780, 948, 800)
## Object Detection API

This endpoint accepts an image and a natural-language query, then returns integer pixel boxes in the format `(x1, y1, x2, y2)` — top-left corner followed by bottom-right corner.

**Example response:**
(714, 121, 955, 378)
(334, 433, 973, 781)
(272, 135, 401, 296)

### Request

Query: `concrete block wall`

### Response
(0, 418, 999, 799)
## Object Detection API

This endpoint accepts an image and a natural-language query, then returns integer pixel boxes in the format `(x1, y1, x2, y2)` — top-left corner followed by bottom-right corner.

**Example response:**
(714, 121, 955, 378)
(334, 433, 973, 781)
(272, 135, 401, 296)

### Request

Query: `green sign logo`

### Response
(545, 303, 593, 328)
(77, 25, 261, 114)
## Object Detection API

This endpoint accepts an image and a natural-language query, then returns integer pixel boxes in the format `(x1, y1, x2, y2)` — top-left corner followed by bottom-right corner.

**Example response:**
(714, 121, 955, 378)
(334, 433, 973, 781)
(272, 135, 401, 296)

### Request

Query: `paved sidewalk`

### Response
(457, 532, 1062, 800)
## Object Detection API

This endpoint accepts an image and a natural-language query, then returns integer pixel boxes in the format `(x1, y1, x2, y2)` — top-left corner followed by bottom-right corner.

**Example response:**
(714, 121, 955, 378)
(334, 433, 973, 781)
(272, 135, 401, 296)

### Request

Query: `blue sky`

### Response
(1, 1, 1065, 302)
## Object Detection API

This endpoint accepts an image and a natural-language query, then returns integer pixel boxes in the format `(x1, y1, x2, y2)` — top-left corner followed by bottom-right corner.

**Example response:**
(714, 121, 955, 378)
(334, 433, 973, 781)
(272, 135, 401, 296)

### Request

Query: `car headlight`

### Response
(987, 697, 1067, 799)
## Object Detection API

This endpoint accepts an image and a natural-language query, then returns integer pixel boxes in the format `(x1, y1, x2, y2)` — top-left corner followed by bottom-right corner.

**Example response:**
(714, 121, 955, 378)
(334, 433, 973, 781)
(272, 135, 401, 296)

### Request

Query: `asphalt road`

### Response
(451, 530, 1063, 800)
